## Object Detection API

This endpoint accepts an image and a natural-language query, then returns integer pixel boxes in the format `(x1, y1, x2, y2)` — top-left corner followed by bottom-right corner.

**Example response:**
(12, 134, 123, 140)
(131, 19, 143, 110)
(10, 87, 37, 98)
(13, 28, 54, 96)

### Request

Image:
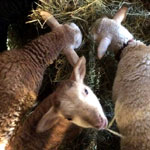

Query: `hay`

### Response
(7, 0, 150, 149)
(29, 0, 104, 27)
(106, 116, 124, 139)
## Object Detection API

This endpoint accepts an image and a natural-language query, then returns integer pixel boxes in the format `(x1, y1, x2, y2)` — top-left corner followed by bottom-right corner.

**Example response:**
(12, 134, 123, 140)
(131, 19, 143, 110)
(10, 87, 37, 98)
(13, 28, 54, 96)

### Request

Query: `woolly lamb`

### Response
(0, 11, 82, 150)
(91, 6, 150, 150)
(7, 56, 108, 150)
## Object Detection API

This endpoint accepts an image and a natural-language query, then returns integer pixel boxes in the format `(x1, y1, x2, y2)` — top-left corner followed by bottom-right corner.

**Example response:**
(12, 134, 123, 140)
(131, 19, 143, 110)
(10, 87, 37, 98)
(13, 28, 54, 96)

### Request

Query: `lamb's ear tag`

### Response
(113, 7, 128, 24)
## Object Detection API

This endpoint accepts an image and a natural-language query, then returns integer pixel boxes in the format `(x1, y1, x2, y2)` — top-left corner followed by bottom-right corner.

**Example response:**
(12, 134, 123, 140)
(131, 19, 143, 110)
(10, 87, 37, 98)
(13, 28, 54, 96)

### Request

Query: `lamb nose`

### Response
(103, 118, 108, 128)
(98, 117, 108, 129)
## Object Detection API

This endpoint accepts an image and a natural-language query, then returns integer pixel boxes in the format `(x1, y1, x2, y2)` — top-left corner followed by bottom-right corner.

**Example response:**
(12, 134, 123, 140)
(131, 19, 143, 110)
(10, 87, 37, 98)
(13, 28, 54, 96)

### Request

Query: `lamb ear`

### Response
(40, 11, 61, 29)
(36, 107, 60, 133)
(97, 37, 112, 59)
(113, 7, 128, 24)
(70, 56, 86, 83)
(63, 47, 79, 67)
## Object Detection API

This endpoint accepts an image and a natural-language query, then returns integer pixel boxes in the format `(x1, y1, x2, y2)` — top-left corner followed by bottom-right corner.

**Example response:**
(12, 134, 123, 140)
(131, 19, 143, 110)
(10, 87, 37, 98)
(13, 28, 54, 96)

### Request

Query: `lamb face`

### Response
(60, 22, 82, 66)
(36, 57, 108, 133)
(90, 7, 133, 59)
(56, 81, 107, 130)
(68, 22, 82, 49)
(40, 11, 83, 66)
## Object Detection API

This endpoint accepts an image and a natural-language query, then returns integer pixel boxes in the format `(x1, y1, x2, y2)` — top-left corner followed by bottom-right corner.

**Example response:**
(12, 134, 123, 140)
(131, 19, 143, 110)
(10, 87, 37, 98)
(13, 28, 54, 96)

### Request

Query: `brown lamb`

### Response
(7, 57, 108, 150)
(0, 11, 82, 150)
(91, 6, 150, 150)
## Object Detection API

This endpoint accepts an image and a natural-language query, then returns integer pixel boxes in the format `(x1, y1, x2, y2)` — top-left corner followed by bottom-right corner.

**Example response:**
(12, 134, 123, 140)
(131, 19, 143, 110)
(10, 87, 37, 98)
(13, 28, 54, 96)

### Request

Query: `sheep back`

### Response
(113, 41, 150, 150)
(0, 25, 75, 147)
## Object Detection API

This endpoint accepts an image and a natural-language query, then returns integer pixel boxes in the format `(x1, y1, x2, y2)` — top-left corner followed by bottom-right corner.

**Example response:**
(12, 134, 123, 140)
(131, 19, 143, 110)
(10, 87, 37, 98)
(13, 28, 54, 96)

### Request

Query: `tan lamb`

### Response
(0, 11, 83, 150)
(6, 56, 108, 150)
(91, 6, 150, 150)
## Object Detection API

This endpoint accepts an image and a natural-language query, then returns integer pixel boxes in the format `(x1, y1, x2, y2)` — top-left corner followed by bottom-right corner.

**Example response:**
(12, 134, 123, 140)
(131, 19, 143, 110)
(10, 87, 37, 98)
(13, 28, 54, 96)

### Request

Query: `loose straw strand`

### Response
(105, 115, 124, 138)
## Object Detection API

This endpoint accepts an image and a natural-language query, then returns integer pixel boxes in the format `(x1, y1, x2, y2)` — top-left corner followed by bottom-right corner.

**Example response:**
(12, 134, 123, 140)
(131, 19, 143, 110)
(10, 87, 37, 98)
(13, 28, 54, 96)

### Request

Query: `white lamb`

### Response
(91, 6, 150, 150)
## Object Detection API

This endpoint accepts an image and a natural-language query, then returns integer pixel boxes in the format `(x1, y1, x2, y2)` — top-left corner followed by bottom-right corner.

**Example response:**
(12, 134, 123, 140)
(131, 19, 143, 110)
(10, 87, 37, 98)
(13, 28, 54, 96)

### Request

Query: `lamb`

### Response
(6, 56, 108, 150)
(91, 6, 150, 150)
(0, 11, 82, 150)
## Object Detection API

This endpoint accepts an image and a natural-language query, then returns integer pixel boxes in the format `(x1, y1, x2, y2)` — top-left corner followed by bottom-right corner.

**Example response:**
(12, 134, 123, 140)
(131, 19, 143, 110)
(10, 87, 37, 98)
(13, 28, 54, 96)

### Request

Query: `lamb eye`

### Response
(67, 118, 72, 121)
(84, 88, 88, 95)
